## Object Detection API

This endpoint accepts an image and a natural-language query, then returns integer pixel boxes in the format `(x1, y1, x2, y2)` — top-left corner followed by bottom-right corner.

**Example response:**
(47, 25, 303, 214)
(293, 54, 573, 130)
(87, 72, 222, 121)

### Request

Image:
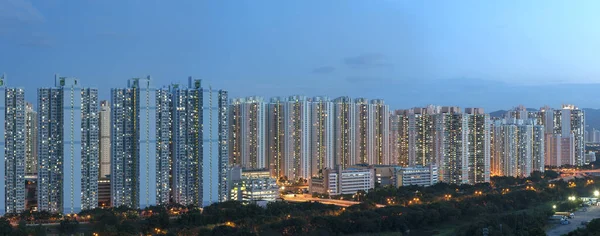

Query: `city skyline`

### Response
(0, 73, 589, 216)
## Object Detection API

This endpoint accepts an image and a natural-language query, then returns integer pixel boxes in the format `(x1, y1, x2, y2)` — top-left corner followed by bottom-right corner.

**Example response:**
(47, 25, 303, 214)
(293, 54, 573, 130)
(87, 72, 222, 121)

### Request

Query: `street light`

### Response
(594, 190, 599, 197)
(569, 196, 576, 201)
(553, 205, 556, 210)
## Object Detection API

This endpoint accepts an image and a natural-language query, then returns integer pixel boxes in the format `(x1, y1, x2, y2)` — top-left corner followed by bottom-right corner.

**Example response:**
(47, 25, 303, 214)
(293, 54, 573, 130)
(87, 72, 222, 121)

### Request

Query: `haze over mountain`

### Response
(490, 107, 600, 130)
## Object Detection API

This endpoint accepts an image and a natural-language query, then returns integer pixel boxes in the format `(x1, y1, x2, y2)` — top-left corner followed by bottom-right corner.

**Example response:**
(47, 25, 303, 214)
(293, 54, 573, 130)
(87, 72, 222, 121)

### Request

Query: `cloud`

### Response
(344, 53, 392, 69)
(0, 0, 45, 23)
(312, 66, 335, 74)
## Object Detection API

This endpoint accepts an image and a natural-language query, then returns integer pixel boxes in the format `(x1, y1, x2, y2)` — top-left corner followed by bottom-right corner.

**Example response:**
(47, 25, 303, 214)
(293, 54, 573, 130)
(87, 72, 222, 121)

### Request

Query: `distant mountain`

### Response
(489, 110, 507, 118)
(489, 108, 538, 118)
(489, 108, 600, 130)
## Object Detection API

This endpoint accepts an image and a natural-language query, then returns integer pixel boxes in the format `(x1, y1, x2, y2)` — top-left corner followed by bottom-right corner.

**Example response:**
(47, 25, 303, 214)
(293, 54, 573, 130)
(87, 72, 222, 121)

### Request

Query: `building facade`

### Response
(0, 75, 26, 215)
(407, 106, 439, 167)
(266, 97, 286, 179)
(333, 97, 356, 169)
(310, 96, 334, 177)
(38, 76, 98, 214)
(465, 108, 490, 183)
(434, 107, 468, 184)
(229, 96, 267, 169)
(111, 77, 160, 209)
(25, 102, 37, 177)
(371, 100, 390, 165)
(310, 165, 374, 195)
(99, 101, 111, 178)
(170, 78, 229, 206)
(492, 118, 545, 177)
(395, 165, 439, 187)
(228, 168, 278, 203)
(283, 96, 311, 180)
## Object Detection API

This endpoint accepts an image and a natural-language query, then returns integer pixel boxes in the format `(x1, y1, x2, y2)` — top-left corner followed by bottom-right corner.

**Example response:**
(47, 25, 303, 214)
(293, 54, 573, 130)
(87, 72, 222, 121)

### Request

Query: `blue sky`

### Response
(1, 0, 600, 111)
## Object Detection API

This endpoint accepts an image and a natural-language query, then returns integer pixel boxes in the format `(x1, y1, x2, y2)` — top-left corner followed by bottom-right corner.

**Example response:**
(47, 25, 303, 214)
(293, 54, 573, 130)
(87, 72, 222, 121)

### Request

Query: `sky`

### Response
(1, 0, 600, 111)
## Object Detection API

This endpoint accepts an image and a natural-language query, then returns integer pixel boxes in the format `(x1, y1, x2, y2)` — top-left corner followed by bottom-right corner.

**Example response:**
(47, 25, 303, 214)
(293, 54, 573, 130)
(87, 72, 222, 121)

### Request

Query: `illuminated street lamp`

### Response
(553, 205, 556, 210)
(594, 190, 599, 197)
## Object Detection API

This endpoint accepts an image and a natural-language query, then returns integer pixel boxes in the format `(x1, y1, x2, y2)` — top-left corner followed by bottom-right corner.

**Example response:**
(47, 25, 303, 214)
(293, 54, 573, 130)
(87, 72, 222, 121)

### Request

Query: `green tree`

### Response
(0, 218, 13, 236)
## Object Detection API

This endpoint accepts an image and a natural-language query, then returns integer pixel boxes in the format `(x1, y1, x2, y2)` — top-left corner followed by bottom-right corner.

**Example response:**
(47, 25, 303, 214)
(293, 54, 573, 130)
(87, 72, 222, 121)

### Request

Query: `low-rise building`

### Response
(229, 167, 279, 203)
(309, 166, 375, 195)
(351, 164, 399, 186)
(395, 165, 439, 187)
(585, 152, 597, 164)
(343, 164, 438, 188)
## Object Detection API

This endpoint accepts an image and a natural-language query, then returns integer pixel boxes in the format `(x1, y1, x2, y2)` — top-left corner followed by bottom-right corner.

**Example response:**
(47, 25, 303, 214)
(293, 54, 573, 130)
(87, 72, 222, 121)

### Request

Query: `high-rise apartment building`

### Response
(533, 105, 584, 166)
(38, 76, 98, 214)
(561, 105, 585, 165)
(390, 110, 407, 166)
(491, 119, 544, 177)
(99, 101, 111, 178)
(0, 75, 26, 215)
(371, 100, 390, 165)
(531, 124, 545, 172)
(407, 106, 439, 166)
(111, 77, 166, 208)
(155, 87, 172, 205)
(25, 102, 37, 177)
(353, 98, 389, 165)
(465, 108, 490, 183)
(284, 96, 311, 180)
(310, 96, 334, 177)
(266, 97, 286, 178)
(333, 97, 355, 169)
(434, 107, 468, 184)
(354, 98, 372, 165)
(171, 78, 229, 206)
(229, 96, 266, 169)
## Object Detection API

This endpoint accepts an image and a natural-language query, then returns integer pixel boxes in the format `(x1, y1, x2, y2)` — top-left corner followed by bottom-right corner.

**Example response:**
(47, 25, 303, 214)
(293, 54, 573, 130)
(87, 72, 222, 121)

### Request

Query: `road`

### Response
(282, 194, 385, 208)
(546, 206, 600, 236)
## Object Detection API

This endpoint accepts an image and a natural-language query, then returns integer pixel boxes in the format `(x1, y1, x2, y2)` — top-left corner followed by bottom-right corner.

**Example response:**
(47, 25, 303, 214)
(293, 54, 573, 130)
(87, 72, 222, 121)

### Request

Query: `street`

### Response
(281, 194, 386, 208)
(546, 205, 600, 236)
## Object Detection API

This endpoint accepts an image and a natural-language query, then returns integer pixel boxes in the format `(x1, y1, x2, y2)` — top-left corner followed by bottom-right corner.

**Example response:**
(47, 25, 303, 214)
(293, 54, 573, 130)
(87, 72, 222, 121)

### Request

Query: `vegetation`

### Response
(1, 169, 598, 235)
(566, 218, 600, 236)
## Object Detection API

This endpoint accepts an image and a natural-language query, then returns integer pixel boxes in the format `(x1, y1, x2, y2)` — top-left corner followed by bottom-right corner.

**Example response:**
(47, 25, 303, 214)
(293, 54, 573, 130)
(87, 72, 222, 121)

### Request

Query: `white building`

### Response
(492, 118, 545, 178)
(25, 102, 37, 178)
(395, 165, 439, 187)
(0, 75, 26, 215)
(170, 78, 229, 206)
(38, 75, 98, 214)
(465, 108, 491, 183)
(434, 107, 468, 184)
(310, 96, 334, 178)
(354, 98, 390, 165)
(99, 100, 111, 178)
(229, 168, 279, 203)
(310, 166, 374, 195)
(333, 96, 356, 169)
(229, 96, 267, 169)
(111, 77, 163, 208)
(284, 96, 311, 180)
